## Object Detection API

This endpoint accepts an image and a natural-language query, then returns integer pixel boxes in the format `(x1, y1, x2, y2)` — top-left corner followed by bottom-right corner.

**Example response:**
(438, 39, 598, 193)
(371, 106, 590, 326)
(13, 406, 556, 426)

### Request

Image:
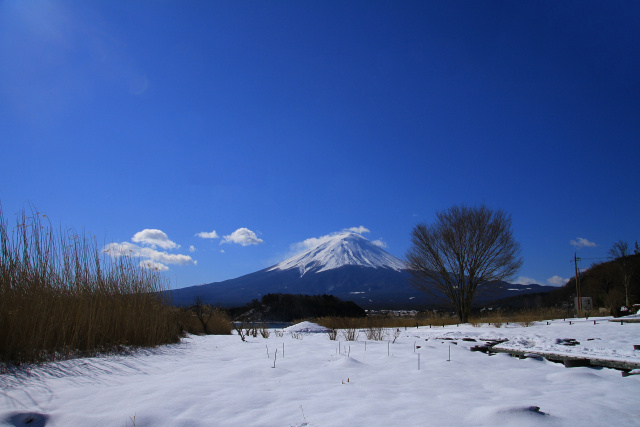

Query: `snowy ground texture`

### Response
(2, 317, 639, 426)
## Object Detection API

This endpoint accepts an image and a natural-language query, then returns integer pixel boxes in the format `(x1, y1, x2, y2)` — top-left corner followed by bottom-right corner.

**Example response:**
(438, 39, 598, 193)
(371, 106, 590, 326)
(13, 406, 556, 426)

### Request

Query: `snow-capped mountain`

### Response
(167, 232, 556, 309)
(269, 232, 405, 275)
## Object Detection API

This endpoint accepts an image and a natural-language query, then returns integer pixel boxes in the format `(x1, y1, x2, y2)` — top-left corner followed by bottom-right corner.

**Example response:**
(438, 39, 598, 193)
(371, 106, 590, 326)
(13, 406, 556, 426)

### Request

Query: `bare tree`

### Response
(192, 297, 214, 334)
(609, 240, 633, 308)
(406, 204, 523, 323)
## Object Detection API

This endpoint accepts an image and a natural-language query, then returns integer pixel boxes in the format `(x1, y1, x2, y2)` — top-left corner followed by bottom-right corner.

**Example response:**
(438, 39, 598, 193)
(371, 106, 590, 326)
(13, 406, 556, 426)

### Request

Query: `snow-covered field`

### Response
(2, 318, 639, 426)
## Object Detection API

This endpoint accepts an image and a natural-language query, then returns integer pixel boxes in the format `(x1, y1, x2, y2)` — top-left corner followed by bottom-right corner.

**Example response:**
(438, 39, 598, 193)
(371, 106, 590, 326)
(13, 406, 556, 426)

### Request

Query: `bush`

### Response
(176, 306, 232, 335)
(364, 317, 386, 341)
(0, 204, 181, 366)
(341, 325, 359, 341)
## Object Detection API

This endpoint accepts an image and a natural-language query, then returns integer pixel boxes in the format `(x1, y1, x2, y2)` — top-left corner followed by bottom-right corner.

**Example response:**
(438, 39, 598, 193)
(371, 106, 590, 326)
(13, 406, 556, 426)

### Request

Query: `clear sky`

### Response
(1, 1, 639, 290)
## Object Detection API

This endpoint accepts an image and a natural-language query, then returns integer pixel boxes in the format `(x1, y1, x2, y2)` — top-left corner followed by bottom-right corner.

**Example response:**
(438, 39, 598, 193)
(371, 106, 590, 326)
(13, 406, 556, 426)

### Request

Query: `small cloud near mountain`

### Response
(195, 230, 219, 239)
(547, 275, 568, 286)
(514, 276, 540, 286)
(221, 228, 263, 246)
(371, 239, 387, 248)
(347, 226, 370, 234)
(570, 237, 596, 249)
(516, 275, 568, 287)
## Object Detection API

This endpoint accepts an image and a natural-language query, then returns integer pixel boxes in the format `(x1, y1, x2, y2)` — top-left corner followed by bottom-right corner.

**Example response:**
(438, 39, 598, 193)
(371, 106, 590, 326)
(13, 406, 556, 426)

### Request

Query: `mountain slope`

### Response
(269, 232, 405, 275)
(168, 232, 556, 309)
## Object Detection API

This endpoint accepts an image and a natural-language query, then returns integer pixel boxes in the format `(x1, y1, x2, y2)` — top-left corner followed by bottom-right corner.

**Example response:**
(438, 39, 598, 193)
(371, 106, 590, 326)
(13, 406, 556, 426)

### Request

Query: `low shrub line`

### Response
(316, 307, 571, 335)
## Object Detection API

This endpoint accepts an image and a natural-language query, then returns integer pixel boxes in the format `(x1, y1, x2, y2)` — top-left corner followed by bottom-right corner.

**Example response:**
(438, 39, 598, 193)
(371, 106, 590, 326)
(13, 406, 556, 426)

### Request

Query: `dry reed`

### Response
(0, 204, 181, 366)
(468, 308, 569, 327)
(316, 313, 459, 331)
(317, 307, 570, 332)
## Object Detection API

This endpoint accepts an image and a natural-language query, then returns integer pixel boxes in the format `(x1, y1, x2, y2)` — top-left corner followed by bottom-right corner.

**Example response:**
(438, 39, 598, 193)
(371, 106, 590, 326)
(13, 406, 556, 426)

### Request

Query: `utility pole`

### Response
(573, 253, 582, 316)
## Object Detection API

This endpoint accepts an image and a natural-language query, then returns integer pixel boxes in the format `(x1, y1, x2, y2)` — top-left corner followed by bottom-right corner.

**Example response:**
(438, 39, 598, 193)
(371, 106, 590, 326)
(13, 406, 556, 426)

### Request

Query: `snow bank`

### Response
(283, 321, 329, 333)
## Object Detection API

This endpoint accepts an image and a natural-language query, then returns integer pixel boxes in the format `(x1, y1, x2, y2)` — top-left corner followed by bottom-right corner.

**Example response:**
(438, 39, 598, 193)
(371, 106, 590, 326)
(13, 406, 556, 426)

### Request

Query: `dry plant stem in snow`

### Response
(364, 316, 386, 340)
(259, 325, 270, 338)
(234, 322, 246, 341)
(0, 204, 179, 366)
(245, 324, 258, 338)
(341, 327, 359, 341)
(365, 327, 385, 341)
(327, 328, 338, 340)
(337, 317, 360, 341)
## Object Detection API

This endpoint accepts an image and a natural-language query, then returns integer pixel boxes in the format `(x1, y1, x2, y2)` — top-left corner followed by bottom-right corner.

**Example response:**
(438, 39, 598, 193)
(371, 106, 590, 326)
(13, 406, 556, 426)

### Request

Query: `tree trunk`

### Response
(198, 316, 209, 334)
(624, 274, 630, 308)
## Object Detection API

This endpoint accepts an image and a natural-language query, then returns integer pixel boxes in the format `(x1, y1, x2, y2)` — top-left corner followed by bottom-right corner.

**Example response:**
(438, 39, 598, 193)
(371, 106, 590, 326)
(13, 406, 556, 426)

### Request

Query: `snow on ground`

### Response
(2, 318, 639, 426)
(431, 317, 640, 365)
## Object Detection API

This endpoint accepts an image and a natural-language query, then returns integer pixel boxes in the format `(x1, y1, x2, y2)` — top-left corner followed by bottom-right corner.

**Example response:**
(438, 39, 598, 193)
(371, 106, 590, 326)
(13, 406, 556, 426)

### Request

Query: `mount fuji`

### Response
(267, 232, 406, 275)
(168, 232, 555, 309)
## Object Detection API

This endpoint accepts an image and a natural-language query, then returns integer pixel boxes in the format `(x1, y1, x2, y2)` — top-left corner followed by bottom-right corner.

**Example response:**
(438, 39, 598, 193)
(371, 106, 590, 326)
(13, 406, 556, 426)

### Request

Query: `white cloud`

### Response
(547, 275, 568, 286)
(347, 226, 370, 235)
(221, 228, 264, 246)
(131, 229, 179, 249)
(139, 260, 169, 271)
(515, 275, 568, 287)
(104, 242, 195, 266)
(189, 245, 196, 252)
(220, 249, 225, 253)
(514, 276, 540, 285)
(103, 228, 197, 272)
(195, 230, 219, 239)
(371, 239, 387, 248)
(140, 248, 194, 266)
(570, 237, 596, 249)
(290, 235, 334, 253)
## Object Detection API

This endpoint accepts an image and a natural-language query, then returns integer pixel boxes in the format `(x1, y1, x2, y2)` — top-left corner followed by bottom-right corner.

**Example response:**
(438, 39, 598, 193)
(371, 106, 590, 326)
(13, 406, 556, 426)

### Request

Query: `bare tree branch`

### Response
(609, 240, 633, 308)
(406, 204, 523, 323)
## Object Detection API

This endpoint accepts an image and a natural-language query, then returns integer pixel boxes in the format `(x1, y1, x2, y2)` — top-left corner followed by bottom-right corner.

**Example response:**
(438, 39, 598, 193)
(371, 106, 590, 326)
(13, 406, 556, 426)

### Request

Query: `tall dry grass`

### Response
(0, 205, 180, 366)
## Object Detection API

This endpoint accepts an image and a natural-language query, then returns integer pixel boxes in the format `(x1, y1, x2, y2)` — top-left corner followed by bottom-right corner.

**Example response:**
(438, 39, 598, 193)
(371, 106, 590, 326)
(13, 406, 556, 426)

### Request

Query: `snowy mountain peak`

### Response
(268, 232, 406, 276)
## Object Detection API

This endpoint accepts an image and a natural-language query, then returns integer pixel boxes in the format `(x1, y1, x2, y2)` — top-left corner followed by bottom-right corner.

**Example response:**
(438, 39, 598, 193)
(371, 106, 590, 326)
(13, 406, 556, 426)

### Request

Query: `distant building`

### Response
(574, 297, 593, 312)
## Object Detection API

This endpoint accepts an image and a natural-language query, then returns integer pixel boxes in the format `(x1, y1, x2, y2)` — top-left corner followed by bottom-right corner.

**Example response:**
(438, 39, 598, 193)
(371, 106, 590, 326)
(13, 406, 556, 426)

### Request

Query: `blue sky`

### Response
(1, 1, 639, 290)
